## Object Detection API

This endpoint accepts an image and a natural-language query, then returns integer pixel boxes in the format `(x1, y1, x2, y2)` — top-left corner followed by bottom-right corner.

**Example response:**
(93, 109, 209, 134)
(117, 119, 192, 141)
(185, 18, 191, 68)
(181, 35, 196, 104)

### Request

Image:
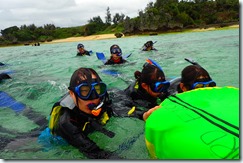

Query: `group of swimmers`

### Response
(0, 41, 217, 159)
(42, 43, 217, 158)
(76, 41, 157, 65)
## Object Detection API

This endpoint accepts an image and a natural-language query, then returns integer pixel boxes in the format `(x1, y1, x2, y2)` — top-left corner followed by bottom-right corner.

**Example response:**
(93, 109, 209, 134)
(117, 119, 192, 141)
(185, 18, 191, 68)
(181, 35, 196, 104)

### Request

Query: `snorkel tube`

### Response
(184, 58, 202, 67)
(146, 58, 163, 71)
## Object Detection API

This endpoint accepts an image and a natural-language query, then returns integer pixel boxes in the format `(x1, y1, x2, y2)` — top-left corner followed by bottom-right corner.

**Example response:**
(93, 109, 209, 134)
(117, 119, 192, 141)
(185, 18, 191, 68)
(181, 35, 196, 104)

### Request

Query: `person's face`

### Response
(141, 76, 166, 98)
(76, 95, 100, 115)
(141, 83, 161, 98)
(146, 46, 152, 51)
(111, 53, 121, 60)
(78, 47, 85, 53)
(70, 74, 101, 115)
(111, 46, 122, 60)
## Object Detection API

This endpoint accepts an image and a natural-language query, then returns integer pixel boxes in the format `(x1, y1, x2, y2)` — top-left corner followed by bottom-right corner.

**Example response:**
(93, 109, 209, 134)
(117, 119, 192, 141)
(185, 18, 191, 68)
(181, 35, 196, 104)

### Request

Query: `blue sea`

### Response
(0, 28, 239, 159)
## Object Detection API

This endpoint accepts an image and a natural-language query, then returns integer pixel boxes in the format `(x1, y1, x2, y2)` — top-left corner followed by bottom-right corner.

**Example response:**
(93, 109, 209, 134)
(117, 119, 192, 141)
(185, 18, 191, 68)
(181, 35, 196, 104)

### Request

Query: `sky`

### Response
(0, 0, 156, 31)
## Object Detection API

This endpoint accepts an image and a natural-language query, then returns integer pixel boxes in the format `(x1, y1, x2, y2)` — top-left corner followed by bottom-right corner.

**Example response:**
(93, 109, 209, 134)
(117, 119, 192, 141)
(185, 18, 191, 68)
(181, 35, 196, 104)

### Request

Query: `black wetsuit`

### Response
(106, 81, 168, 120)
(120, 81, 168, 119)
(77, 50, 90, 56)
(104, 57, 126, 65)
(49, 94, 121, 159)
(142, 46, 157, 51)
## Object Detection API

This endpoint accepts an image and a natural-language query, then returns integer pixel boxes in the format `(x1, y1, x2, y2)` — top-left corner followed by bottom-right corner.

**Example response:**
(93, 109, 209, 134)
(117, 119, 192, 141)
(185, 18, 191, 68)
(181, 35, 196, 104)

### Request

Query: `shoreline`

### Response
(46, 34, 118, 44)
(189, 24, 239, 32)
(44, 24, 239, 44)
(0, 24, 239, 48)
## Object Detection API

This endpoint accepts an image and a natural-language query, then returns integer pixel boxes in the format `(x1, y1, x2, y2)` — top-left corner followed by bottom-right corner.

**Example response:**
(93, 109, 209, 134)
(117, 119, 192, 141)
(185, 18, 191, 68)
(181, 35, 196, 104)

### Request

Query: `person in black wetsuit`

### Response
(77, 43, 91, 56)
(142, 41, 157, 51)
(143, 59, 217, 121)
(110, 59, 170, 120)
(104, 44, 127, 65)
(41, 67, 121, 159)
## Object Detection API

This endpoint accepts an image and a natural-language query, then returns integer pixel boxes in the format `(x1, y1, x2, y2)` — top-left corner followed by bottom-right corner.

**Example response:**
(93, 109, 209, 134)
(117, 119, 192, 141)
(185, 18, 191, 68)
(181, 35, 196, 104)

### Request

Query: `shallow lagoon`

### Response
(0, 28, 239, 159)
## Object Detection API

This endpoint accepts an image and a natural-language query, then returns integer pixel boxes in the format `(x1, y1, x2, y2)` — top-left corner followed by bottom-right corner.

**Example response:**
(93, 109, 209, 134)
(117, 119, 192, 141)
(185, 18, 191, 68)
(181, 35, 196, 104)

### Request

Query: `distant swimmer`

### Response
(104, 44, 127, 65)
(77, 43, 91, 56)
(142, 41, 157, 51)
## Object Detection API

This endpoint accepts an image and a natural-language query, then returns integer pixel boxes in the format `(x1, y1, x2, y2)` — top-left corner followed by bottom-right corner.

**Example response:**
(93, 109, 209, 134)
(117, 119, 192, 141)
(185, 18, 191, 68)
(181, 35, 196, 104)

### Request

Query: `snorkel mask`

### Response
(145, 41, 153, 47)
(77, 43, 84, 49)
(184, 58, 217, 89)
(69, 79, 107, 116)
(110, 47, 122, 56)
(73, 81, 107, 100)
(150, 81, 170, 93)
(143, 58, 170, 93)
(191, 80, 216, 89)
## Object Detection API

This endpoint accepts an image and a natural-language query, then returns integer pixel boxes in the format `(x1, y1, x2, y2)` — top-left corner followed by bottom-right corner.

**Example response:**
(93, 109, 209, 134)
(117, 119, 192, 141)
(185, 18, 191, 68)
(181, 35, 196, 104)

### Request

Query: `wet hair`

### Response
(110, 44, 120, 53)
(69, 67, 102, 88)
(135, 64, 165, 87)
(178, 65, 212, 92)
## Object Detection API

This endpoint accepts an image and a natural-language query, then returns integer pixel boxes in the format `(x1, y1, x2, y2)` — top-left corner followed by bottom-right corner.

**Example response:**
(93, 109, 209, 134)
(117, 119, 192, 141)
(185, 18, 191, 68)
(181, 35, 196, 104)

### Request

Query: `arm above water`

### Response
(56, 110, 120, 159)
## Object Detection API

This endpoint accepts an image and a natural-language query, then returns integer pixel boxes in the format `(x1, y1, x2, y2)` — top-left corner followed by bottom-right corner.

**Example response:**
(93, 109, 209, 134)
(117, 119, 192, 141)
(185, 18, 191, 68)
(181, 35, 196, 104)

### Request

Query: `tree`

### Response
(89, 16, 104, 24)
(113, 13, 125, 25)
(86, 16, 106, 35)
(105, 7, 112, 25)
(1, 26, 19, 41)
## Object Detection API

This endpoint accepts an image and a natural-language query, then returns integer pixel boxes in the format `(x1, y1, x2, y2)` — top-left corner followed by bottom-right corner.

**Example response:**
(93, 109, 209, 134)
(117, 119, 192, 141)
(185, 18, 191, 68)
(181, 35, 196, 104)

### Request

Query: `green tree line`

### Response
(0, 0, 239, 46)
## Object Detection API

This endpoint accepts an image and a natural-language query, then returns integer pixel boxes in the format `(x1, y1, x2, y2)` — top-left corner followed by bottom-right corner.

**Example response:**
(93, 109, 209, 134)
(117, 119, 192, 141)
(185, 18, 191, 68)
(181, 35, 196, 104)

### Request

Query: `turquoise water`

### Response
(0, 28, 239, 159)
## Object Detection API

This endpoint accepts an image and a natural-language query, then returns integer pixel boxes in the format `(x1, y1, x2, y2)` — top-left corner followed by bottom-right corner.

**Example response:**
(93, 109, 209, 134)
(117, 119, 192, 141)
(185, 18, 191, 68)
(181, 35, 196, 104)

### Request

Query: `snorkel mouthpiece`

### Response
(87, 102, 104, 116)
(91, 109, 101, 116)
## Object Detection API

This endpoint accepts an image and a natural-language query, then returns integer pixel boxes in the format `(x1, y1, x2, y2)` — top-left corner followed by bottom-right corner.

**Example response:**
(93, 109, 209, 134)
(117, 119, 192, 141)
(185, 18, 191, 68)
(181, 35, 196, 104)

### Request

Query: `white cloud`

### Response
(0, 0, 156, 30)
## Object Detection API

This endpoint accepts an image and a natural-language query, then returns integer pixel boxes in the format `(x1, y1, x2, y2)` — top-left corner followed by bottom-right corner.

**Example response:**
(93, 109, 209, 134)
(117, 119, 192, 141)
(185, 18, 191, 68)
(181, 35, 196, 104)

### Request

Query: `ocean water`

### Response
(0, 28, 239, 159)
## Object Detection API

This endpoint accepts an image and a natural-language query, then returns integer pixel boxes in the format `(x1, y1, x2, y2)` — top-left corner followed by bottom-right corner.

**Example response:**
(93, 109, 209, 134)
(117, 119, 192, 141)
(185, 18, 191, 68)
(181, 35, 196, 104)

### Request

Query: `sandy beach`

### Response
(191, 24, 239, 32)
(47, 34, 117, 44)
(45, 24, 239, 44)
